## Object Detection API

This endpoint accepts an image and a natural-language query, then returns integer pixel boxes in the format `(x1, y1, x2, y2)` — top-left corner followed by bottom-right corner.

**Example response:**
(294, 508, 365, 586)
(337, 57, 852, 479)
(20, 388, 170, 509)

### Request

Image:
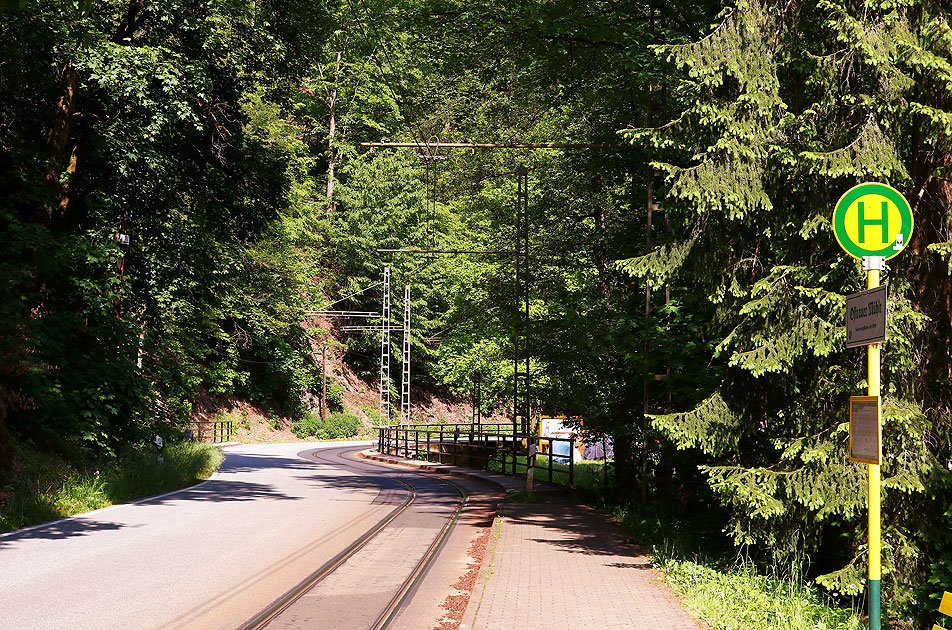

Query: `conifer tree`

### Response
(620, 0, 952, 617)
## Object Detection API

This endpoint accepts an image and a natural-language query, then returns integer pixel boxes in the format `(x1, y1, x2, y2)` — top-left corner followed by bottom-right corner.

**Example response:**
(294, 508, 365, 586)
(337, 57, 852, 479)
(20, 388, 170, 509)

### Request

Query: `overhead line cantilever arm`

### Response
(360, 142, 635, 149)
(376, 248, 515, 255)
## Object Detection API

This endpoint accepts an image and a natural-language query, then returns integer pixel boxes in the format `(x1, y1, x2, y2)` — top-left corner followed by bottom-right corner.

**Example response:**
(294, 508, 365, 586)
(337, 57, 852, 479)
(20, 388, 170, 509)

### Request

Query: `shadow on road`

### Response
(0, 445, 401, 545)
(0, 518, 129, 547)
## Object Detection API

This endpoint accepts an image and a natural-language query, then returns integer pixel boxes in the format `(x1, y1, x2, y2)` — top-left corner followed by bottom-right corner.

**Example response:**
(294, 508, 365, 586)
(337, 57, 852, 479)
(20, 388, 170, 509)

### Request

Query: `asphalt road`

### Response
(0, 441, 491, 630)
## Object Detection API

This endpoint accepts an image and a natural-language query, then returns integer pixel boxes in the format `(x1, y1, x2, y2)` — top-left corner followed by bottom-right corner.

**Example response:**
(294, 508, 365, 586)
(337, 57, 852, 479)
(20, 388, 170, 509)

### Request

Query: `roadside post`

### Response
(832, 182, 914, 630)
(526, 441, 537, 492)
(155, 434, 164, 463)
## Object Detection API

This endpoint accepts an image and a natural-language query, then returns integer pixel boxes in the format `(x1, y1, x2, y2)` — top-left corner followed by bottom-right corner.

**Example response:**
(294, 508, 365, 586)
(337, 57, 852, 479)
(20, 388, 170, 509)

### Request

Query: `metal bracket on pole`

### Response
(862, 256, 885, 271)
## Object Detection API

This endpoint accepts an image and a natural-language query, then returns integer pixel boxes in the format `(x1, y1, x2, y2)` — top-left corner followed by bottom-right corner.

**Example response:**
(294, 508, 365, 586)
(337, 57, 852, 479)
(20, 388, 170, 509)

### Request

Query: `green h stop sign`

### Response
(832, 183, 914, 260)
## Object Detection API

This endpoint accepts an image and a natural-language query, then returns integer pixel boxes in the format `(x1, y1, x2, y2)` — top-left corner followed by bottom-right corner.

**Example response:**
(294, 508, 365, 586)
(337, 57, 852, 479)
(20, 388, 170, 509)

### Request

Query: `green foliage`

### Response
(1, 1, 949, 623)
(325, 380, 345, 411)
(107, 441, 224, 504)
(660, 557, 863, 630)
(612, 0, 952, 617)
(291, 410, 361, 441)
(506, 490, 542, 503)
(0, 438, 222, 533)
(0, 0, 328, 457)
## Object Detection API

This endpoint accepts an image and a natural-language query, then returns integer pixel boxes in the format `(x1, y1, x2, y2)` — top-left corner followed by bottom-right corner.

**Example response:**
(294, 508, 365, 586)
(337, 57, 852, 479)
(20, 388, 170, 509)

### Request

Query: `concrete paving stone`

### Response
(360, 450, 707, 630)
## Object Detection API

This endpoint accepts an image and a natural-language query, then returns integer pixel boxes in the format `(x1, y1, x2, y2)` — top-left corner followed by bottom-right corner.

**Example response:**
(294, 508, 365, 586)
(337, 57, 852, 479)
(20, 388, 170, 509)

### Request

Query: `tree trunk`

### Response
(0, 388, 13, 474)
(907, 151, 952, 453)
(43, 63, 79, 227)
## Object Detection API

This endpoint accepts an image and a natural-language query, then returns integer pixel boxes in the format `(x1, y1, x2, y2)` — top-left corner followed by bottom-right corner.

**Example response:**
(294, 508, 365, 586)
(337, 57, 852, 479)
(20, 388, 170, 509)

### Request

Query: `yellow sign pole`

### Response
(866, 261, 882, 630)
(833, 182, 912, 630)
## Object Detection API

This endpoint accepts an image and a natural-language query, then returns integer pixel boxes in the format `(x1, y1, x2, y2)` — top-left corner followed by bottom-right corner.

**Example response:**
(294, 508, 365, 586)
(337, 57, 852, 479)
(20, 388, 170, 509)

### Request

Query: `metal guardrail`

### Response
(375, 424, 575, 486)
(190, 419, 235, 443)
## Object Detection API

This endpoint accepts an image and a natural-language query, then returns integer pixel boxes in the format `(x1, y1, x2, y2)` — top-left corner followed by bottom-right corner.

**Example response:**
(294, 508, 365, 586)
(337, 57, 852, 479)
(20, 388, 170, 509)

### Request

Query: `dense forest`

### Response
(1, 0, 950, 625)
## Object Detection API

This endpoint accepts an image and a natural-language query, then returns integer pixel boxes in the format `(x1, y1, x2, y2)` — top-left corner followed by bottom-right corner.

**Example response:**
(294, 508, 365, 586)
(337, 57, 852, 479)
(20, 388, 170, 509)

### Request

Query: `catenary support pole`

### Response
(401, 285, 411, 426)
(380, 267, 391, 424)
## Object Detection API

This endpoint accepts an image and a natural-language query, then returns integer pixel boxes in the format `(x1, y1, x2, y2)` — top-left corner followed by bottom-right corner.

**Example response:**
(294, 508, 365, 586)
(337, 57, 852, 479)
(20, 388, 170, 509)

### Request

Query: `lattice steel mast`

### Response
(401, 285, 411, 425)
(513, 166, 530, 435)
(379, 266, 391, 423)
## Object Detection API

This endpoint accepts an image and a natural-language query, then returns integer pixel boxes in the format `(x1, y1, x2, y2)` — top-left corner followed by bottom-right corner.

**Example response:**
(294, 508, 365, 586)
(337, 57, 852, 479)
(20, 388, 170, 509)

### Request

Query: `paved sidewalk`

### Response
(359, 450, 706, 630)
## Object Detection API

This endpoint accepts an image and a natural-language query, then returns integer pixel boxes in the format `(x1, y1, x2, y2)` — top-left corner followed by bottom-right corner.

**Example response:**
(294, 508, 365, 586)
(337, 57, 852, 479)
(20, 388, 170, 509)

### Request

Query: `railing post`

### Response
(569, 433, 575, 486)
(548, 439, 554, 483)
(439, 426, 444, 464)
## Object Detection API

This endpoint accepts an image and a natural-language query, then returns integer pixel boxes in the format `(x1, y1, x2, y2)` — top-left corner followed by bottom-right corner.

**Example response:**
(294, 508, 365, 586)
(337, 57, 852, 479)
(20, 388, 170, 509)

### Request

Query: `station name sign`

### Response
(845, 284, 887, 349)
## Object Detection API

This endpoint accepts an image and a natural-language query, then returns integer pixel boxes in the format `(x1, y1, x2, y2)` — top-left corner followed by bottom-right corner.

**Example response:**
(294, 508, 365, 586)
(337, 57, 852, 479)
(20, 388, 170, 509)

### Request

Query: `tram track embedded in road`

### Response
(240, 444, 467, 630)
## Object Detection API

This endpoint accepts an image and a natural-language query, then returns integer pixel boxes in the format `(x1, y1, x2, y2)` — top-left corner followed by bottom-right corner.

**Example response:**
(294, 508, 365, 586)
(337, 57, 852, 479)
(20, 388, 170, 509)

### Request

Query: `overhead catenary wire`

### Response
(344, 0, 428, 150)
(309, 281, 383, 311)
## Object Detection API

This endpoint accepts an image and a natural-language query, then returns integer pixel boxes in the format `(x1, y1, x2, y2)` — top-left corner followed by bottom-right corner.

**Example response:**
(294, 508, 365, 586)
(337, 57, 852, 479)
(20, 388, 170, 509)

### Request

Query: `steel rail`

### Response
(240, 445, 466, 630)
(372, 475, 467, 630)
(238, 452, 417, 630)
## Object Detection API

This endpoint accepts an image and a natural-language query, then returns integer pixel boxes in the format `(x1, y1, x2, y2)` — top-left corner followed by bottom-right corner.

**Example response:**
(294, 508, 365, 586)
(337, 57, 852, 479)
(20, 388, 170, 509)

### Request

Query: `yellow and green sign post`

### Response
(833, 182, 914, 630)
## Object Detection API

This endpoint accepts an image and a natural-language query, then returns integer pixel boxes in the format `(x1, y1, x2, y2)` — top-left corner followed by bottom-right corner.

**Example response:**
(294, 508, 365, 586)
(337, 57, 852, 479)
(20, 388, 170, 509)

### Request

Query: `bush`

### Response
(291, 410, 361, 440)
(326, 380, 345, 411)
(325, 411, 361, 438)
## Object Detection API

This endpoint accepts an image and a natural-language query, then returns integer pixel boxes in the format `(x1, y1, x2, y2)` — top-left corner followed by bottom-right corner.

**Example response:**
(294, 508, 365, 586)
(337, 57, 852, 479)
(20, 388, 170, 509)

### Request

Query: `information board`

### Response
(849, 396, 881, 465)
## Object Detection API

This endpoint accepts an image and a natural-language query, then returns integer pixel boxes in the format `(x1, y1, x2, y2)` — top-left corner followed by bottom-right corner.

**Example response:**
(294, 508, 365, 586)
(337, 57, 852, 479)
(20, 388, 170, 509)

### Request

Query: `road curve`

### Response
(0, 442, 422, 629)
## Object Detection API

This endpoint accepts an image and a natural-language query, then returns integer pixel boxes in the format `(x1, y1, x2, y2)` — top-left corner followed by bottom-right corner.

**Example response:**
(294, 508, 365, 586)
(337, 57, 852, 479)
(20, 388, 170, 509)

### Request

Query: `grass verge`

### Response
(612, 502, 864, 630)
(0, 440, 224, 533)
(485, 454, 608, 488)
(658, 556, 863, 630)
(507, 489, 542, 503)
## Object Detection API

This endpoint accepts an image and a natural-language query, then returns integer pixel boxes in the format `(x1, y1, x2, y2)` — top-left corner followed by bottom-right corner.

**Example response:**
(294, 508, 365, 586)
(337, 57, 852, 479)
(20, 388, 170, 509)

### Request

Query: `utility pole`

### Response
(321, 341, 327, 422)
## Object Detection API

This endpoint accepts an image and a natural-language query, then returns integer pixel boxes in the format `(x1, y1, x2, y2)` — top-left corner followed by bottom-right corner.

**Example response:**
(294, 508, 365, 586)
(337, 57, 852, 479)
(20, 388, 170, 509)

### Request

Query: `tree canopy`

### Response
(1, 0, 950, 623)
